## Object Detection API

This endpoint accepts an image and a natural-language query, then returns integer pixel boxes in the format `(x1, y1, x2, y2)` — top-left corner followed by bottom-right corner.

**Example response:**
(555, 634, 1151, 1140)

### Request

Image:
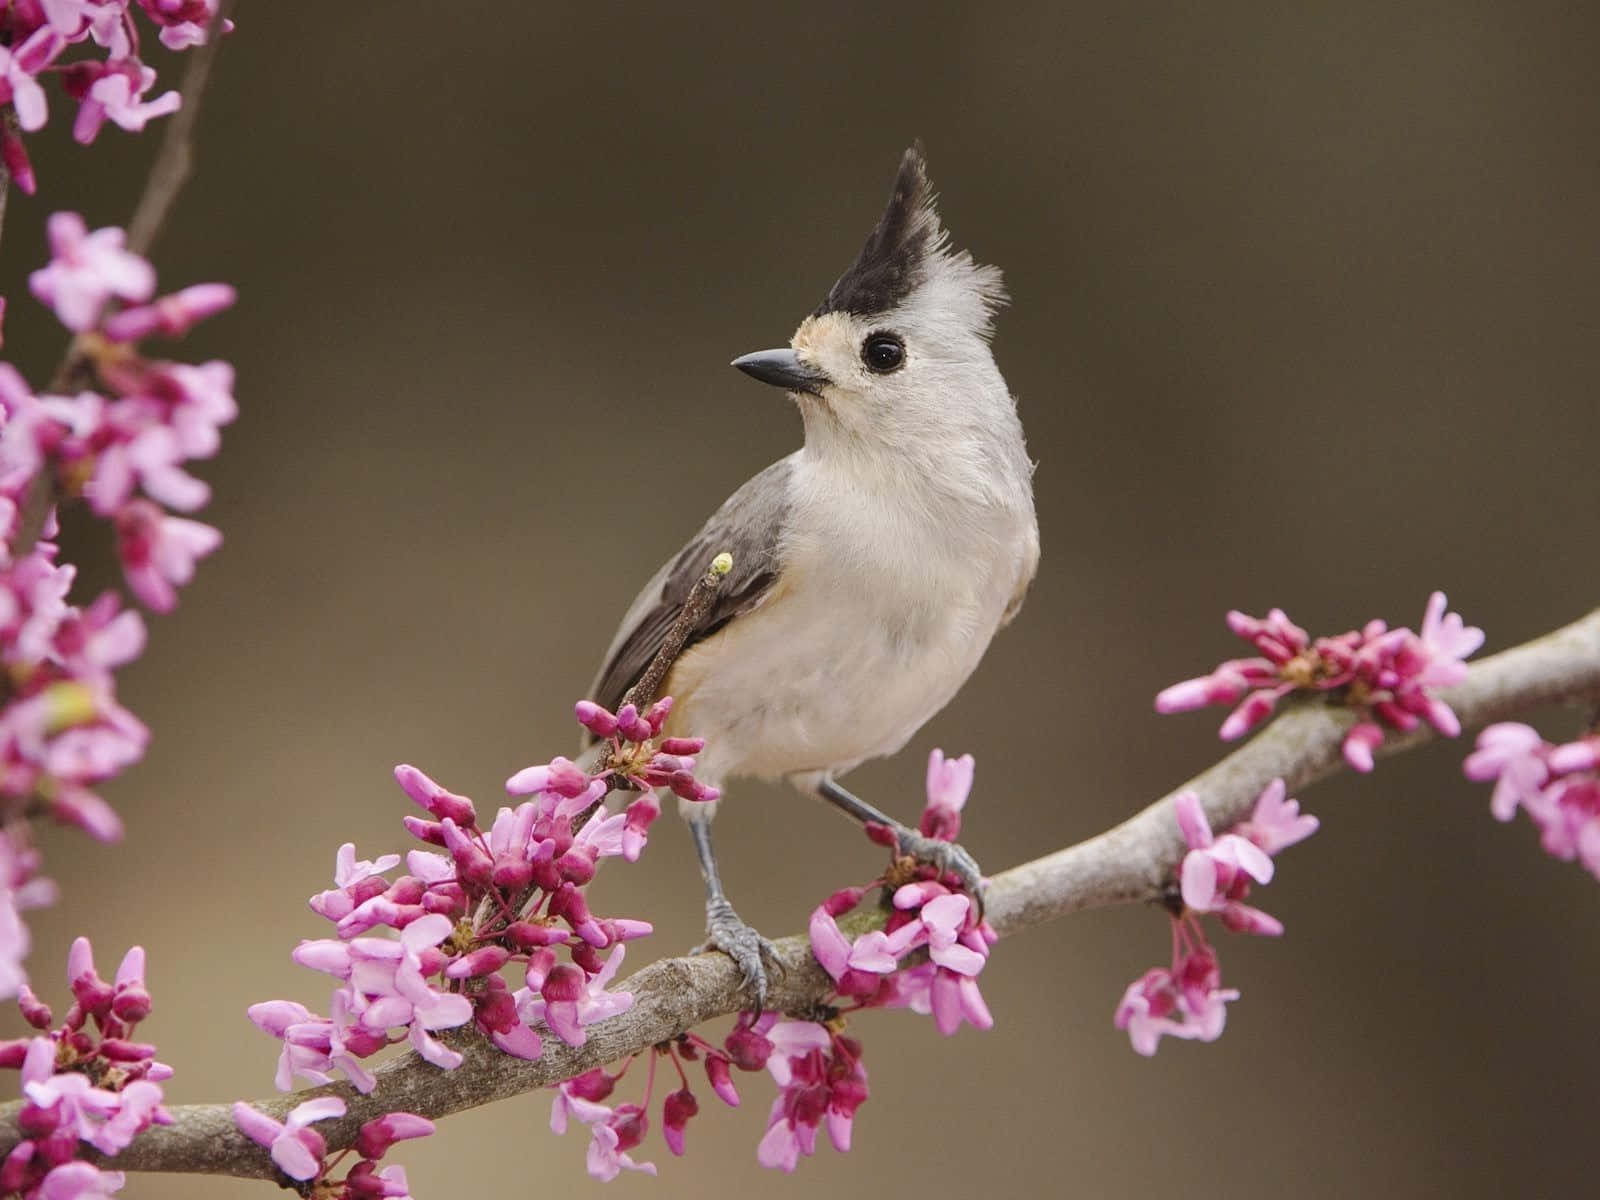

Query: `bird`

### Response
(584, 144, 1038, 1006)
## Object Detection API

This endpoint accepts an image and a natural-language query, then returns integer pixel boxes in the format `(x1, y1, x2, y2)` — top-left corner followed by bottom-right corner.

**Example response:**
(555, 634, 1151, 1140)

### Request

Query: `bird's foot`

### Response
(695, 896, 779, 1011)
(888, 827, 987, 915)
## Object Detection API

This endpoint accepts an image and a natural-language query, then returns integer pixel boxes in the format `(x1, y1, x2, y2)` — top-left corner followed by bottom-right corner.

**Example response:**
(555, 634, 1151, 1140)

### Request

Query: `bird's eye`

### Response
(861, 332, 906, 373)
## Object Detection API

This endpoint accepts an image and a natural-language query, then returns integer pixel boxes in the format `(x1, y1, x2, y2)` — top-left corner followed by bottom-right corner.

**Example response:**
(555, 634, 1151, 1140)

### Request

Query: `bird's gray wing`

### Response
(585, 454, 794, 731)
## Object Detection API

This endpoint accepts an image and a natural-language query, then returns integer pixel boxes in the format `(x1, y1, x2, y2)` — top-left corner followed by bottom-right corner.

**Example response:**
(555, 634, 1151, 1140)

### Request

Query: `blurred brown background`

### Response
(3, 2, 1599, 1197)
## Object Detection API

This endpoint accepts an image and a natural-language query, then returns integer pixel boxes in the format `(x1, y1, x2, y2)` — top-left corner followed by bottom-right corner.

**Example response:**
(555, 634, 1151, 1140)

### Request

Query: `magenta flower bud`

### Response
(413, 946, 448, 976)
(346, 876, 391, 908)
(1342, 722, 1385, 773)
(0, 1040, 29, 1068)
(491, 854, 534, 892)
(98, 1038, 157, 1062)
(1220, 901, 1285, 937)
(1372, 698, 1420, 733)
(725, 1026, 773, 1071)
(556, 846, 597, 886)
(644, 696, 674, 733)
(0, 1143, 31, 1194)
(1, 126, 35, 196)
(505, 920, 568, 950)
(353, 1112, 435, 1161)
(668, 770, 703, 801)
(474, 987, 519, 1035)
(111, 987, 153, 1024)
(609, 1104, 648, 1152)
(102, 283, 237, 342)
(569, 942, 603, 975)
(703, 1053, 740, 1106)
(16, 1103, 60, 1140)
(440, 819, 494, 886)
(444, 946, 510, 980)
(1155, 676, 1217, 713)
(529, 857, 563, 892)
(615, 704, 653, 743)
(575, 699, 619, 737)
(394, 764, 477, 826)
(67, 938, 113, 1016)
(659, 736, 705, 756)
(401, 815, 445, 845)
(1550, 740, 1600, 773)
(823, 885, 867, 917)
(662, 1087, 697, 1156)
(17, 986, 53, 1030)
(864, 821, 897, 848)
(1218, 688, 1281, 741)
(601, 918, 653, 942)
(383, 876, 426, 905)
(541, 964, 585, 1004)
(565, 1067, 616, 1102)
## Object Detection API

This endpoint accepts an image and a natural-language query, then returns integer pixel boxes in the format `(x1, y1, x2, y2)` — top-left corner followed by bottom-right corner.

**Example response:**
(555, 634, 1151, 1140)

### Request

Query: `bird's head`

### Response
(732, 144, 1011, 453)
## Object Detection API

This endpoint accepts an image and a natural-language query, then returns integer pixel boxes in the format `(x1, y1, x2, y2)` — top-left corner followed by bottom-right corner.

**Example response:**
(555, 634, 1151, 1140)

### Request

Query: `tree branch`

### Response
(4, 606, 1597, 1181)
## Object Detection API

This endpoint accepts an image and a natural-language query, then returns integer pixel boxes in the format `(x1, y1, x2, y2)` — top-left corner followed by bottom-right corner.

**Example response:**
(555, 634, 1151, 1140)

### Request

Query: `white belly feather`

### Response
(666, 469, 1034, 786)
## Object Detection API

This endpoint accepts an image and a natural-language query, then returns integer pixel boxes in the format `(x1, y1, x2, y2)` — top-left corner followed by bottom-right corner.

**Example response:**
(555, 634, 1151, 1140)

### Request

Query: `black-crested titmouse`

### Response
(586, 145, 1038, 1004)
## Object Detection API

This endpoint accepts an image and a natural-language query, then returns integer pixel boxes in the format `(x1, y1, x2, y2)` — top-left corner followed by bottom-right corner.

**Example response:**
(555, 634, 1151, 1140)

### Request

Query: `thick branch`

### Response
(3, 607, 1597, 1180)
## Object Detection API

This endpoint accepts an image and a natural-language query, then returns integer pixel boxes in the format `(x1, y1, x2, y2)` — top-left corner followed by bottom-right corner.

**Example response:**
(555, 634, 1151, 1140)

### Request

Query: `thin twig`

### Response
(622, 552, 734, 714)
(125, 0, 237, 259)
(0, 606, 1592, 1181)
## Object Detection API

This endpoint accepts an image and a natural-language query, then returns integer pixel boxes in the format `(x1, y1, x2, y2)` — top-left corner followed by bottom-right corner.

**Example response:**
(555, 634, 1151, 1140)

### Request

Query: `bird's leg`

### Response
(816, 778, 986, 908)
(687, 807, 777, 1010)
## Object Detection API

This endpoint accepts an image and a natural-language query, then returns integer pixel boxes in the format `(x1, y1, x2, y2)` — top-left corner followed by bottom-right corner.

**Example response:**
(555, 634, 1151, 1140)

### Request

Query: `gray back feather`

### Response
(585, 454, 794, 734)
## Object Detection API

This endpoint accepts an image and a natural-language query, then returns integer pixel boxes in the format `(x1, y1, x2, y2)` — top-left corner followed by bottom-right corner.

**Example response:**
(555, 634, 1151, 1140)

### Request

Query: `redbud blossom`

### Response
(1465, 722, 1600, 880)
(1156, 593, 1483, 771)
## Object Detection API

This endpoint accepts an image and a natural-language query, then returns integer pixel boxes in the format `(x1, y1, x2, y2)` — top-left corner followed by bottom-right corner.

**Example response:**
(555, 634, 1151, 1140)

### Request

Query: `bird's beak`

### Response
(730, 348, 829, 397)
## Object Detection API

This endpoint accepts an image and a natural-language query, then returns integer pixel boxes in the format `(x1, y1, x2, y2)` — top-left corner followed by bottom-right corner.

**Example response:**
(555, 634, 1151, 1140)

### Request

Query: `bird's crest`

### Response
(814, 143, 1005, 331)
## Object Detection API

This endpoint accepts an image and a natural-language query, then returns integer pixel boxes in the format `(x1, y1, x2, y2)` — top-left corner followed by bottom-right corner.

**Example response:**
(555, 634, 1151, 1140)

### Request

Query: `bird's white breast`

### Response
(666, 450, 1036, 785)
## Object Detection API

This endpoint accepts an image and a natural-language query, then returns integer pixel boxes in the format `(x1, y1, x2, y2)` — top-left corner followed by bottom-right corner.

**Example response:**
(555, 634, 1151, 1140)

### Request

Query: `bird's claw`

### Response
(695, 897, 779, 1010)
(894, 829, 987, 918)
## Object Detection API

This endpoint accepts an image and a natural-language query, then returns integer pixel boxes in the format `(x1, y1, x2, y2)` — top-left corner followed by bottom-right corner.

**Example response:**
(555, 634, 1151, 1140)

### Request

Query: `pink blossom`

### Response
(1234, 777, 1320, 853)
(353, 1112, 435, 1161)
(35, 1163, 125, 1200)
(515, 944, 632, 1048)
(232, 1097, 345, 1182)
(0, 26, 61, 132)
(1464, 722, 1550, 821)
(114, 499, 220, 612)
(29, 214, 155, 332)
(1114, 948, 1239, 1056)
(72, 60, 180, 144)
(757, 1027, 869, 1172)
(921, 747, 973, 841)
(1156, 594, 1482, 767)
(547, 1080, 656, 1181)
(1175, 791, 1275, 916)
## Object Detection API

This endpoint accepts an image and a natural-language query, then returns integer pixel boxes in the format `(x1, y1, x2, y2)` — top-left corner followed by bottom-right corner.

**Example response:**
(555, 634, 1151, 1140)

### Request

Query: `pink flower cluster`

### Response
(0, 218, 234, 996)
(233, 1099, 432, 1197)
(1157, 592, 1483, 772)
(0, 939, 170, 1200)
(12, 213, 237, 611)
(809, 749, 994, 1036)
(1465, 722, 1600, 880)
(546, 748, 990, 1180)
(0, 1, 231, 194)
(250, 699, 718, 1093)
(547, 1013, 867, 1181)
(1114, 782, 1317, 1055)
